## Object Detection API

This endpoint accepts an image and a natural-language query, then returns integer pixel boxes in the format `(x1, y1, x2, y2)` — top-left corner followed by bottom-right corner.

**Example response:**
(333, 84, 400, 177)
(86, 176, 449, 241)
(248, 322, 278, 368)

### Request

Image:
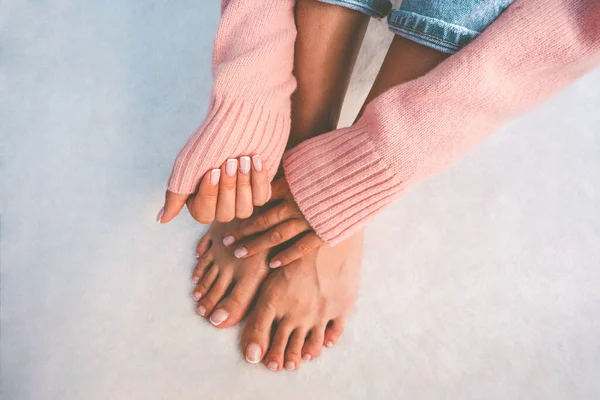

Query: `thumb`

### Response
(158, 190, 189, 223)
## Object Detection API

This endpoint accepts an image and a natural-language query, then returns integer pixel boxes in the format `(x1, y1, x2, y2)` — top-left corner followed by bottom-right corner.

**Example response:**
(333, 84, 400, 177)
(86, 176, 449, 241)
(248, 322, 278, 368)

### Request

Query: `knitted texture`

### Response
(284, 0, 600, 244)
(167, 0, 297, 194)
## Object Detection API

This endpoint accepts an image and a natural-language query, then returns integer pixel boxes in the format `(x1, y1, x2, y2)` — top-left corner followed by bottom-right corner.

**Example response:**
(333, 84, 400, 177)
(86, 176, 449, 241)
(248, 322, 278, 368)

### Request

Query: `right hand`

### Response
(157, 155, 271, 224)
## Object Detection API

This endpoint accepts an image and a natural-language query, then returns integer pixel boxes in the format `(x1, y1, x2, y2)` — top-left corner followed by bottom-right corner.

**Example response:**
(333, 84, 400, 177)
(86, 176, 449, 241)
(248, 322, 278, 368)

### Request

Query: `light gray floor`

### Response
(2, 2, 599, 399)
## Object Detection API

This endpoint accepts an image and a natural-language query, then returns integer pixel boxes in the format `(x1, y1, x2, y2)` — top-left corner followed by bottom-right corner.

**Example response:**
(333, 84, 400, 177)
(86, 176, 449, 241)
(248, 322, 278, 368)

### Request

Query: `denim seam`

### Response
(317, 0, 391, 19)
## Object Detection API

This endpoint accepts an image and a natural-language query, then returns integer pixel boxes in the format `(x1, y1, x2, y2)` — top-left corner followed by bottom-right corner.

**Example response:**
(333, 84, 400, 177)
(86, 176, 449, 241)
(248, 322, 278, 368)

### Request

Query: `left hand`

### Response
(221, 177, 323, 268)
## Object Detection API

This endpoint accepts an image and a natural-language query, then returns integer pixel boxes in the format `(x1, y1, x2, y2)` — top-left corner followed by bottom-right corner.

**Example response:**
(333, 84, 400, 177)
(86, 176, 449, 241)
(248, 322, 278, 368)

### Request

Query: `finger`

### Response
(269, 177, 289, 200)
(233, 219, 310, 259)
(190, 169, 220, 224)
(269, 232, 323, 268)
(236, 156, 254, 219)
(222, 203, 292, 245)
(251, 155, 269, 206)
(215, 159, 237, 222)
(159, 191, 189, 223)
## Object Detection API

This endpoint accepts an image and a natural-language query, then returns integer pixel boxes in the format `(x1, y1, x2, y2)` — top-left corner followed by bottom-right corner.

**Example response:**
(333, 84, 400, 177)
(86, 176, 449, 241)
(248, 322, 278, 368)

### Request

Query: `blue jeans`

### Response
(317, 0, 514, 53)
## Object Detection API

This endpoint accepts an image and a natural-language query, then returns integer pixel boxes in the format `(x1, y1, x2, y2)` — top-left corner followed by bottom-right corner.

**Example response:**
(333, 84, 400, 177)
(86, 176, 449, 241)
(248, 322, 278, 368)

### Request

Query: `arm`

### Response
(162, 0, 297, 221)
(283, 0, 600, 244)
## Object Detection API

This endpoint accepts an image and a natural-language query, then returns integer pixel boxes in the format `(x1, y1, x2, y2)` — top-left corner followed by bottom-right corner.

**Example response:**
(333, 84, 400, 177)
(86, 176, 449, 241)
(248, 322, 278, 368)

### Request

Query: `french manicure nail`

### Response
(210, 169, 221, 185)
(267, 361, 278, 371)
(252, 155, 263, 172)
(222, 235, 235, 246)
(245, 343, 262, 363)
(226, 159, 237, 177)
(156, 207, 164, 223)
(209, 309, 229, 326)
(269, 260, 281, 269)
(234, 247, 248, 258)
(197, 305, 206, 316)
(326, 341, 334, 348)
(240, 156, 251, 174)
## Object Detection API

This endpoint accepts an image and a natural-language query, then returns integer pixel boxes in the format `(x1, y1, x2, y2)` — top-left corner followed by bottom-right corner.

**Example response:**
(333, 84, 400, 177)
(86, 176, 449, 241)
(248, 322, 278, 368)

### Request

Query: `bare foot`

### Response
(241, 231, 363, 371)
(191, 219, 270, 328)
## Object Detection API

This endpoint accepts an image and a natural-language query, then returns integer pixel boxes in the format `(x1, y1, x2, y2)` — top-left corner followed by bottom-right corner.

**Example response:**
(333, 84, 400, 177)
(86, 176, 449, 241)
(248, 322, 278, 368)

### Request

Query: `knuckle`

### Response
(221, 181, 237, 191)
(298, 243, 312, 254)
(252, 216, 267, 230)
(270, 229, 283, 243)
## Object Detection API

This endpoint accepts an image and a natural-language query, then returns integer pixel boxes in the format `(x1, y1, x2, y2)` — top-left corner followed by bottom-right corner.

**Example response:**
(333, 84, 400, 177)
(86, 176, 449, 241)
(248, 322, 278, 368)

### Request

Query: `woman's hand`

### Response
(221, 177, 324, 268)
(158, 155, 270, 224)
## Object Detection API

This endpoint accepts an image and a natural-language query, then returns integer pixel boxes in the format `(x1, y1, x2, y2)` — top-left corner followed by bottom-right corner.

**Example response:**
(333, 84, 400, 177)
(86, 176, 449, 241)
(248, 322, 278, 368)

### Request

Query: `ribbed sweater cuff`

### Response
(168, 93, 290, 194)
(283, 121, 401, 245)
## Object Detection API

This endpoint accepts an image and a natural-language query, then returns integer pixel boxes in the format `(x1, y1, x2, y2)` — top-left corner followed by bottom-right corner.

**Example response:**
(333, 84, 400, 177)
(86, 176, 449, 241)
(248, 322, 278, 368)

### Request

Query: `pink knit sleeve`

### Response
(167, 0, 297, 194)
(284, 0, 600, 244)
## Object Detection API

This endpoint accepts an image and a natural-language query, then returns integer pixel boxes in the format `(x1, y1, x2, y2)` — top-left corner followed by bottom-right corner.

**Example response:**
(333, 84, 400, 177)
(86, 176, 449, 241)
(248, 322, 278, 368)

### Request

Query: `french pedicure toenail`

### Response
(209, 309, 229, 326)
(234, 247, 248, 258)
(156, 207, 164, 223)
(302, 354, 312, 361)
(222, 235, 235, 246)
(252, 155, 263, 172)
(245, 343, 262, 364)
(267, 361, 278, 371)
(210, 169, 221, 185)
(284, 361, 295, 371)
(197, 305, 206, 316)
(226, 159, 238, 177)
(195, 253, 200, 259)
(191, 276, 199, 283)
(240, 156, 251, 174)
(269, 260, 281, 269)
(326, 341, 334, 348)
(192, 291, 201, 301)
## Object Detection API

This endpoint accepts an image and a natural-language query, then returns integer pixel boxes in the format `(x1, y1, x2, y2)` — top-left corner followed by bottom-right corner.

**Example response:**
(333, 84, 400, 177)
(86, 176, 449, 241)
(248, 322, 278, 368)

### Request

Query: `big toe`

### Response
(241, 304, 276, 365)
(212, 274, 263, 329)
(323, 318, 346, 348)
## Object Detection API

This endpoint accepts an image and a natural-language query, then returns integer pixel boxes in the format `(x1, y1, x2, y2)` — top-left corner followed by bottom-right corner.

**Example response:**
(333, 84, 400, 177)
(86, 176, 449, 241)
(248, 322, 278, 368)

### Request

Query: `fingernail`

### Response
(267, 361, 278, 371)
(197, 305, 206, 316)
(156, 207, 164, 223)
(252, 155, 263, 172)
(269, 260, 281, 269)
(302, 354, 312, 361)
(191, 276, 199, 283)
(285, 361, 295, 371)
(234, 247, 248, 258)
(222, 235, 235, 246)
(326, 341, 334, 348)
(245, 343, 262, 363)
(240, 156, 251, 174)
(209, 309, 229, 326)
(226, 159, 238, 177)
(210, 169, 220, 185)
(192, 291, 201, 301)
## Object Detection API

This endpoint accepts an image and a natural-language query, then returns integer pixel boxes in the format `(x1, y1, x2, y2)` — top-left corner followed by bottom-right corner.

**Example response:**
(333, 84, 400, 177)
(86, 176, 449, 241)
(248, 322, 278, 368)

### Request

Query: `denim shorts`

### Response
(318, 0, 514, 53)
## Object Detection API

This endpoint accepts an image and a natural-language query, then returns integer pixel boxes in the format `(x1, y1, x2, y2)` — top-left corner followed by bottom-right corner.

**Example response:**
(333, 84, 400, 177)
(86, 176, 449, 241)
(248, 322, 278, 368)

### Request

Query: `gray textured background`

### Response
(2, 1, 599, 399)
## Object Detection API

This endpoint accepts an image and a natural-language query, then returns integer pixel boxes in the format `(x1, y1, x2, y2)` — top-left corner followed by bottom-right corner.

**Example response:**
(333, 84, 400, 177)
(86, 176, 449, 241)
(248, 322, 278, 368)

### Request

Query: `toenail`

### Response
(197, 305, 206, 316)
(302, 354, 311, 361)
(194, 253, 200, 259)
(267, 361, 278, 371)
(326, 341, 334, 348)
(234, 247, 248, 258)
(192, 276, 199, 283)
(156, 207, 164, 223)
(269, 260, 281, 269)
(192, 291, 201, 301)
(222, 235, 235, 246)
(209, 309, 229, 326)
(245, 343, 262, 363)
(284, 361, 295, 370)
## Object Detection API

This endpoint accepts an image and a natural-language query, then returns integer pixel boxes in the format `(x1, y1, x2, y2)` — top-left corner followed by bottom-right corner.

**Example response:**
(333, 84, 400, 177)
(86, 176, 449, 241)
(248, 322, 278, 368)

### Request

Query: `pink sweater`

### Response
(169, 0, 600, 245)
(167, 0, 297, 194)
(284, 0, 600, 244)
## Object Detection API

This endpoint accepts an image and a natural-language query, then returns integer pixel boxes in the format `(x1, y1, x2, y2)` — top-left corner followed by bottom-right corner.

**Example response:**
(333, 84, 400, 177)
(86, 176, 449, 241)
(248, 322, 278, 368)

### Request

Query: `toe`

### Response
(192, 252, 213, 283)
(198, 273, 231, 320)
(264, 321, 293, 372)
(241, 305, 276, 365)
(284, 328, 307, 371)
(324, 318, 345, 348)
(195, 233, 211, 258)
(192, 264, 218, 306)
(302, 325, 325, 361)
(211, 275, 263, 329)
